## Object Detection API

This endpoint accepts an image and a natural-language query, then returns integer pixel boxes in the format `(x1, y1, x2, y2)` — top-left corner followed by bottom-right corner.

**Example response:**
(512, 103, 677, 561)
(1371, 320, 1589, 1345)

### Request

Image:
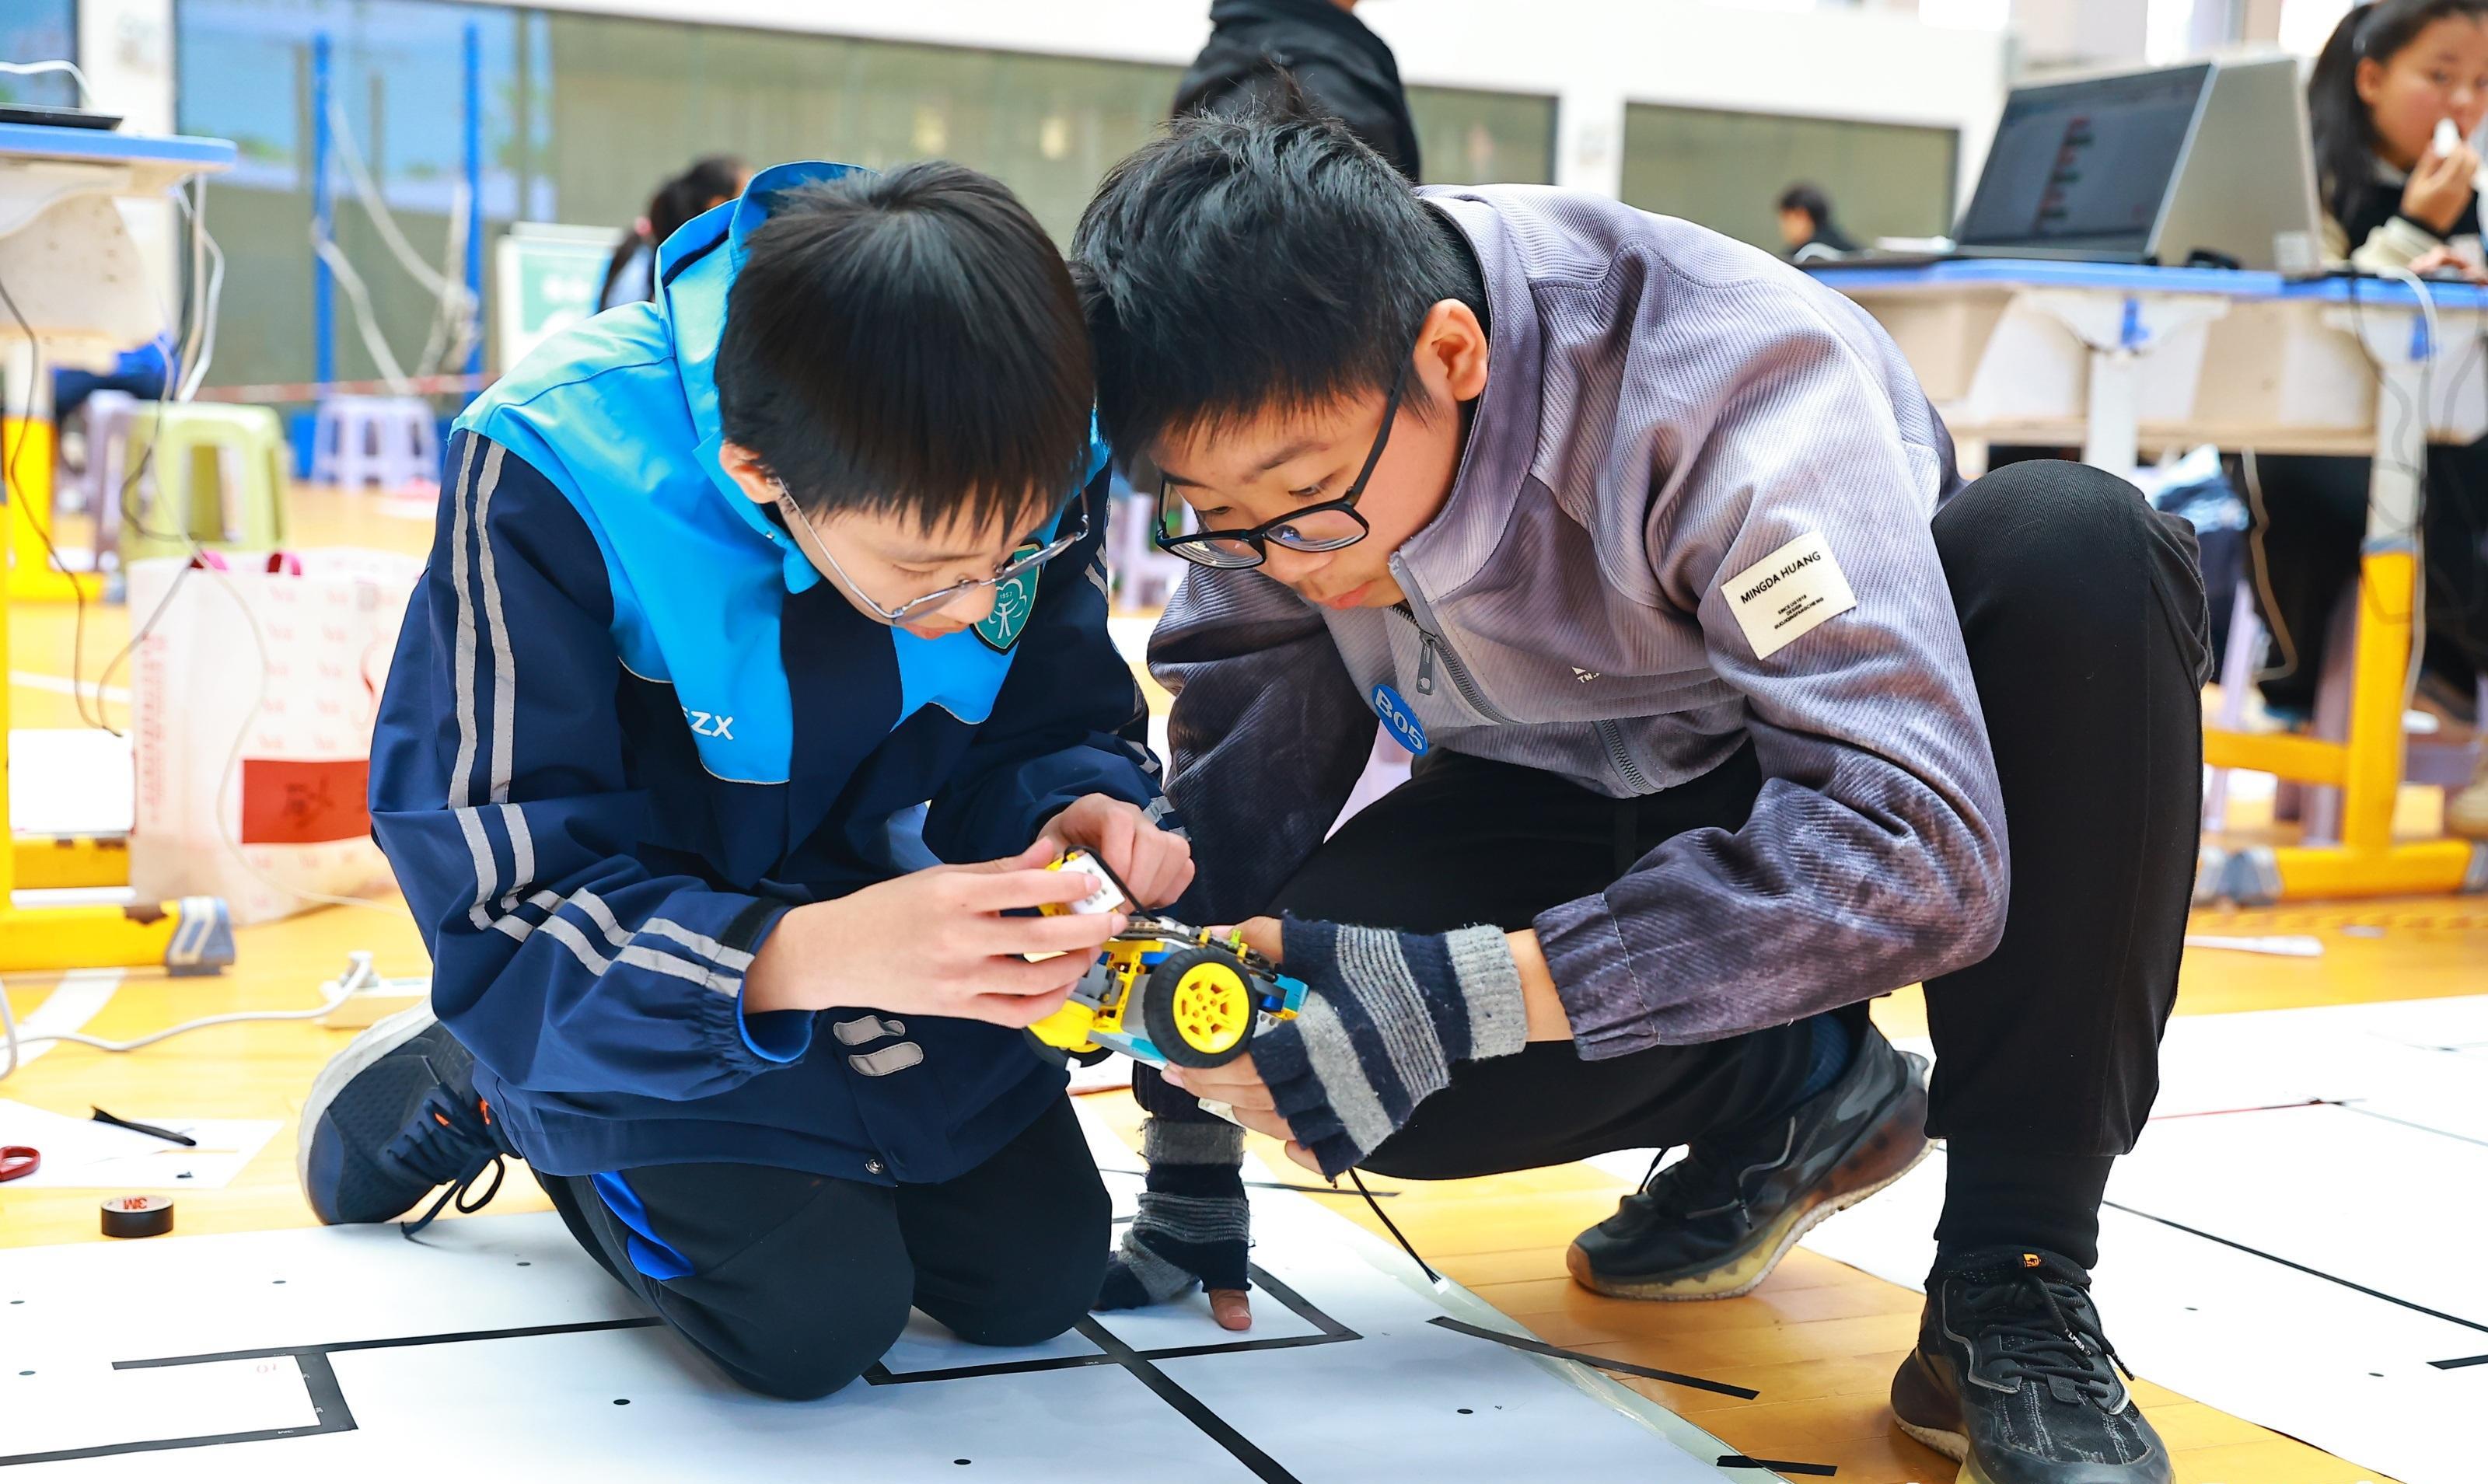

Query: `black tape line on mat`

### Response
(2333, 1102, 2488, 1150)
(1076, 1316, 1302, 1484)
(1426, 1315, 1759, 1398)
(2103, 1199, 2488, 1336)
(109, 1315, 667, 1369)
(1717, 1454, 1837, 1475)
(2, 1318, 666, 1467)
(868, 1260, 1358, 1384)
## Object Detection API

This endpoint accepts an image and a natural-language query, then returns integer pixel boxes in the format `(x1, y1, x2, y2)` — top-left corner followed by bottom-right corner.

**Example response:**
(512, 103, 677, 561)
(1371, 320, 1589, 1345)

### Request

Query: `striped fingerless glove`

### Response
(1096, 1119, 1249, 1309)
(1252, 917, 1527, 1178)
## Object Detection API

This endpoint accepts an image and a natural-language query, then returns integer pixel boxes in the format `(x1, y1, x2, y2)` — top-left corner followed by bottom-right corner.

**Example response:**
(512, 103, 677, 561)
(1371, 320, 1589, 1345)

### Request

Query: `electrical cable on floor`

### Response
(1347, 1167, 1441, 1284)
(0, 955, 382, 1084)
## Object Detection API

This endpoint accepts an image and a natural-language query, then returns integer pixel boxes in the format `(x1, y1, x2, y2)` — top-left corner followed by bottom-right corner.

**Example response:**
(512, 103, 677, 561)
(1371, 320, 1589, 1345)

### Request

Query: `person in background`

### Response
(597, 155, 752, 311)
(1776, 182, 1857, 259)
(53, 334, 174, 425)
(52, 334, 175, 514)
(1175, 0, 1421, 180)
(2249, 0, 2488, 836)
(2312, 0, 2486, 274)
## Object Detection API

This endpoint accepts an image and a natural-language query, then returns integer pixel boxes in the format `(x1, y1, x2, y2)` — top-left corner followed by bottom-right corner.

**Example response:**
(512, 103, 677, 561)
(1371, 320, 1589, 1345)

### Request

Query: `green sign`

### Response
(494, 225, 617, 372)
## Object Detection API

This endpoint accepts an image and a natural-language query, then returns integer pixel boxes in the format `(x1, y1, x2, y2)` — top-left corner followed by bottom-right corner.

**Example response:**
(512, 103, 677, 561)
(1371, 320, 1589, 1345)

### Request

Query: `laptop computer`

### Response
(0, 102, 124, 131)
(1825, 54, 2324, 274)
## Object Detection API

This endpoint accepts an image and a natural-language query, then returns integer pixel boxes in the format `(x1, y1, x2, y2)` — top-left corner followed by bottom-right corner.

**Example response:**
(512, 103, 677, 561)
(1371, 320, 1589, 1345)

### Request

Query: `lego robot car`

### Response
(1025, 852, 1304, 1070)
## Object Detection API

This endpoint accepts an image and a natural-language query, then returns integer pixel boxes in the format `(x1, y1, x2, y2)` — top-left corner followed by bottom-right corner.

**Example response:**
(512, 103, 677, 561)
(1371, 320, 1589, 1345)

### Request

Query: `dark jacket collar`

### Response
(1206, 0, 1402, 79)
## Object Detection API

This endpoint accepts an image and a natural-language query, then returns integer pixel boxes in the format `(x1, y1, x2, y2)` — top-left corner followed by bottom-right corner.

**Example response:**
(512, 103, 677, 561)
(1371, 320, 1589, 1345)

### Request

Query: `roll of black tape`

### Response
(100, 1194, 174, 1238)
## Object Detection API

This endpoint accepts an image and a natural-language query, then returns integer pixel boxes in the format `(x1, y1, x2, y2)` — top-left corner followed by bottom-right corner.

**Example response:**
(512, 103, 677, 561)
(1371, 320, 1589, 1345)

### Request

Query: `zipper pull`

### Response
(1416, 634, 1438, 697)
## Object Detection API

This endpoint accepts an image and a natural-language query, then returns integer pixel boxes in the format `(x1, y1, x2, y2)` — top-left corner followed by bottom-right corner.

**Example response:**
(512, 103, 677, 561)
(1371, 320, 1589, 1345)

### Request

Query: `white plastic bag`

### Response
(128, 550, 421, 924)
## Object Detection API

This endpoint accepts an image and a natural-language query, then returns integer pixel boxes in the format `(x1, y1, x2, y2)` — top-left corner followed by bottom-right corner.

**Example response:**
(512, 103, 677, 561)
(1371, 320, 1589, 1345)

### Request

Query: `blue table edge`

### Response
(0, 122, 236, 170)
(1805, 256, 2488, 308)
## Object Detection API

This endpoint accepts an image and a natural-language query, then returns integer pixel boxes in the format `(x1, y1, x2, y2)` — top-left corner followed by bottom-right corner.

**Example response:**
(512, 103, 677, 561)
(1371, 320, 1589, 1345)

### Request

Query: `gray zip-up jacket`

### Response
(1151, 185, 2009, 1057)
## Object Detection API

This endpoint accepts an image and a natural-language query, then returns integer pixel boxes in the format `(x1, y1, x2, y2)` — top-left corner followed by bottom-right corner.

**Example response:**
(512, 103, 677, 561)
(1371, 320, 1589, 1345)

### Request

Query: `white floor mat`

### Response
(1796, 997, 2488, 1484)
(1, 1112, 1768, 1482)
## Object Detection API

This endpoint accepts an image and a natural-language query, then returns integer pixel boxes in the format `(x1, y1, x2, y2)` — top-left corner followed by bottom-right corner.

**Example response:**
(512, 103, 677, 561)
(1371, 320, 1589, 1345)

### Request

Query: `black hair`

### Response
(2311, 0, 2488, 229)
(712, 162, 1093, 535)
(1071, 83, 1479, 464)
(599, 155, 750, 308)
(1776, 182, 1832, 227)
(654, 155, 749, 244)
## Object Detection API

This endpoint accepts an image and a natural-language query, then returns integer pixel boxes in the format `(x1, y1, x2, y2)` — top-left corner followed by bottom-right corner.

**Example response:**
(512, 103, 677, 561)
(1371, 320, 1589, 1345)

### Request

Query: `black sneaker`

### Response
(1567, 1024, 1929, 1300)
(298, 1003, 506, 1231)
(1892, 1248, 2172, 1484)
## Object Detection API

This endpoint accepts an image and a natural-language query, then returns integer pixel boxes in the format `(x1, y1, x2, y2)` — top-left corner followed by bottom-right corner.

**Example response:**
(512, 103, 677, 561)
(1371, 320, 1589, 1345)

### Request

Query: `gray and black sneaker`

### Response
(298, 1003, 507, 1232)
(1567, 1023, 1930, 1300)
(1892, 1247, 2171, 1484)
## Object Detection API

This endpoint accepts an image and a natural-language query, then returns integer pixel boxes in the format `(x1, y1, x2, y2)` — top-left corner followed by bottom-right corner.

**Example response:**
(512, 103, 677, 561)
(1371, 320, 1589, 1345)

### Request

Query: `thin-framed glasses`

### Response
(1153, 350, 1412, 570)
(774, 480, 1088, 623)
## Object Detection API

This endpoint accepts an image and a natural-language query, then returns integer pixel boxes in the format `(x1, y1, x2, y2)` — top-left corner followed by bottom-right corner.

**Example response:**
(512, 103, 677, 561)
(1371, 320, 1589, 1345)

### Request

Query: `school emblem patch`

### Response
(973, 543, 1042, 652)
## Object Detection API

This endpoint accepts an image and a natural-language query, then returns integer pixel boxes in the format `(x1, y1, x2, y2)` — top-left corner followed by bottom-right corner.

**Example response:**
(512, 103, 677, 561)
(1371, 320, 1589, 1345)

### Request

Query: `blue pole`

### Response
(463, 21, 484, 379)
(311, 32, 334, 390)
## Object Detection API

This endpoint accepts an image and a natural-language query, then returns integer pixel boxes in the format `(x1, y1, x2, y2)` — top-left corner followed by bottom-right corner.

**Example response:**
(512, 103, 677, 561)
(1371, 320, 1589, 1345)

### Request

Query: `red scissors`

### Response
(0, 1146, 39, 1182)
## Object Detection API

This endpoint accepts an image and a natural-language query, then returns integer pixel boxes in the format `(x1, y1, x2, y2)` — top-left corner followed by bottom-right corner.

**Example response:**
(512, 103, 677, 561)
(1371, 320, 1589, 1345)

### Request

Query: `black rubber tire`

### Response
(1141, 947, 1258, 1069)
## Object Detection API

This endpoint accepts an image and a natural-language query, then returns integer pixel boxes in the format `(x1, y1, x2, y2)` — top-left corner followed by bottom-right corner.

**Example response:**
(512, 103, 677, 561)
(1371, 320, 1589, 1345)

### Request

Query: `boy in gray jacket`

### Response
(1078, 102, 2207, 1484)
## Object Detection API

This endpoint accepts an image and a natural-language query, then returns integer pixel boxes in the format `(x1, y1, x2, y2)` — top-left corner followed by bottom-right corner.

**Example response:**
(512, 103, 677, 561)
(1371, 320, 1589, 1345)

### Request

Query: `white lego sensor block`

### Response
(1051, 850, 1130, 917)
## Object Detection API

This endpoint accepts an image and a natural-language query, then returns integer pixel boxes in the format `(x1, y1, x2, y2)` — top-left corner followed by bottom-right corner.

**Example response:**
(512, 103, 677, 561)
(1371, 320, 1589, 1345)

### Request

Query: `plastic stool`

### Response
(116, 402, 289, 565)
(1106, 491, 1189, 610)
(312, 394, 440, 491)
(78, 388, 146, 533)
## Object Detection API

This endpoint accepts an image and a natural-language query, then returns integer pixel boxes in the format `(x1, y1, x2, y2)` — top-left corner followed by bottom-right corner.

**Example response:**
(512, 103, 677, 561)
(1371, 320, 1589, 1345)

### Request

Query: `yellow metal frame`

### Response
(2203, 547, 2478, 899)
(12, 833, 130, 889)
(4, 421, 100, 603)
(4, 416, 225, 972)
(2197, 302, 2488, 906)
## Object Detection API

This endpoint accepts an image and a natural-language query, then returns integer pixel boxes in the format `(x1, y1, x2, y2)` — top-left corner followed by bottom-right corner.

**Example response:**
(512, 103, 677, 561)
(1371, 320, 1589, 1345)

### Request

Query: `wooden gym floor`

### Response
(9, 484, 2483, 1482)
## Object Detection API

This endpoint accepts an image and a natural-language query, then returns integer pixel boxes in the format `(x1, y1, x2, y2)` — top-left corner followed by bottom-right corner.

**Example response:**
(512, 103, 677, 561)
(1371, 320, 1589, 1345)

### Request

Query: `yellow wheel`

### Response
(1143, 948, 1257, 1068)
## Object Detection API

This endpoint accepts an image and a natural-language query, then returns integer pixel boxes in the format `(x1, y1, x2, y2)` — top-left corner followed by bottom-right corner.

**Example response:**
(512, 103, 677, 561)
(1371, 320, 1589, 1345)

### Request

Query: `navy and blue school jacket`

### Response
(369, 161, 1165, 1185)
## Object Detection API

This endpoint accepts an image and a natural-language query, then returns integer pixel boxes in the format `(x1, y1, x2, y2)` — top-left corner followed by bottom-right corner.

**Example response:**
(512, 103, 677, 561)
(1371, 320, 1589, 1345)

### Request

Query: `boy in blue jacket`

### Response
(297, 160, 1191, 1400)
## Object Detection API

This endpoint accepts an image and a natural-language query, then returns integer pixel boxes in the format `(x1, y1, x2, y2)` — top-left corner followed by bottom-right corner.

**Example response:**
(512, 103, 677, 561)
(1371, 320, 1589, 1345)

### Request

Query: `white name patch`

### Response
(1723, 531, 1857, 660)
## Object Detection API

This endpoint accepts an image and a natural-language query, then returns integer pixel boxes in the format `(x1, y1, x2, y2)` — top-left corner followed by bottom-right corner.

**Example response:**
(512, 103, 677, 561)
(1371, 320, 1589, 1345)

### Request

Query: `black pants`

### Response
(1143, 460, 2209, 1248)
(538, 1095, 1106, 1399)
(2245, 446, 2488, 716)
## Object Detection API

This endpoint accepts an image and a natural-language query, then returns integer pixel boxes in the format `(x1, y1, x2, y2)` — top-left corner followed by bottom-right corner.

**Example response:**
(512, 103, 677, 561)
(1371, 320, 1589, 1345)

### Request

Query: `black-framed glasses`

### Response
(774, 480, 1088, 623)
(1154, 351, 1412, 570)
